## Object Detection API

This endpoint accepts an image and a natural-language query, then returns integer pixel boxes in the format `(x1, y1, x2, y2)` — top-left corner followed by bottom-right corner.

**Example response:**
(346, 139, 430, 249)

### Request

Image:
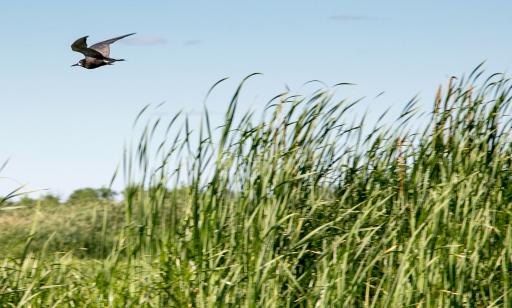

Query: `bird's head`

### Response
(71, 59, 85, 68)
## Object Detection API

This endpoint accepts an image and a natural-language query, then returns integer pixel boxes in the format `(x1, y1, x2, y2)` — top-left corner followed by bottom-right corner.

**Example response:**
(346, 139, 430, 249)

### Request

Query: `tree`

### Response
(40, 194, 60, 206)
(96, 187, 117, 201)
(16, 196, 36, 207)
(67, 187, 117, 204)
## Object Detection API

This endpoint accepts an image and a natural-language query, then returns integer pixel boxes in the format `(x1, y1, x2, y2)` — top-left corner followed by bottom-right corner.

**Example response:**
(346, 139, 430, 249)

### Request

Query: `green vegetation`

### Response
(1, 68, 512, 306)
(0, 192, 122, 259)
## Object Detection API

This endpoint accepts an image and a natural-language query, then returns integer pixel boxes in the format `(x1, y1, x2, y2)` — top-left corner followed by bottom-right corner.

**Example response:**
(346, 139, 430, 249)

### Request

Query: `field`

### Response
(1, 68, 512, 307)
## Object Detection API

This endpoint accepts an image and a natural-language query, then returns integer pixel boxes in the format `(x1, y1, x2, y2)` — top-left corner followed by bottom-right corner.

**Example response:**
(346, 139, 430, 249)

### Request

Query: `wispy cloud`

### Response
(121, 36, 168, 46)
(329, 14, 379, 21)
(183, 40, 202, 47)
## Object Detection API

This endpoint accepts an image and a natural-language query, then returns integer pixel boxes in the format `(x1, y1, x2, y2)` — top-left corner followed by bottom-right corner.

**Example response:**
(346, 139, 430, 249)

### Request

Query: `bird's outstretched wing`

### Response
(90, 33, 135, 58)
(71, 36, 106, 59)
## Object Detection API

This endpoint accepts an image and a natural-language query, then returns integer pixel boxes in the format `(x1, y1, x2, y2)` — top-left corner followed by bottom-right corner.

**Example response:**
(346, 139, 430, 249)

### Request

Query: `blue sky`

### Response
(1, 1, 511, 198)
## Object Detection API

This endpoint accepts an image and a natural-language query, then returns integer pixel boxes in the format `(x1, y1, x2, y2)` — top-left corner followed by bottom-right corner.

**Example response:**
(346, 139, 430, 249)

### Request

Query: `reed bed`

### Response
(1, 68, 512, 307)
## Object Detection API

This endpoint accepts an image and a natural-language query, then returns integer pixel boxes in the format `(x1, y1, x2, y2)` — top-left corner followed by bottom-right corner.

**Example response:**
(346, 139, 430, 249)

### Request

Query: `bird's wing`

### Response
(90, 33, 135, 58)
(71, 36, 88, 51)
(71, 36, 106, 59)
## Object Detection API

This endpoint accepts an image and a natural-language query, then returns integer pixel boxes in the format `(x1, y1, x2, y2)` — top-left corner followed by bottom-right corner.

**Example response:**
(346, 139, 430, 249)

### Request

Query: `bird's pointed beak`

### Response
(71, 63, 79, 67)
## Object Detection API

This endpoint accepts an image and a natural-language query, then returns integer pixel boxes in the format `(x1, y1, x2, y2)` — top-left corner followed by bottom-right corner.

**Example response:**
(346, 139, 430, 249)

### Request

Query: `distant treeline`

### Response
(1, 187, 118, 207)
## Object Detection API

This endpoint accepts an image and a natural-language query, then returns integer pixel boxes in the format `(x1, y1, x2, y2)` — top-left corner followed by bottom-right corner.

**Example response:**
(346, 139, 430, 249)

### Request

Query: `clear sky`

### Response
(1, 1, 511, 198)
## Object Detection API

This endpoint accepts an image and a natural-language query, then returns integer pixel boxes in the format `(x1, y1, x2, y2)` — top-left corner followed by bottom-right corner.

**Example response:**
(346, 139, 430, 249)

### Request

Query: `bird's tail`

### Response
(106, 58, 125, 65)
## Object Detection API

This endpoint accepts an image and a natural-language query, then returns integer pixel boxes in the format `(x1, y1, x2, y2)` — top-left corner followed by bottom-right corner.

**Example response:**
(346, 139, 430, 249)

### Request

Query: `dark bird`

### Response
(71, 33, 135, 69)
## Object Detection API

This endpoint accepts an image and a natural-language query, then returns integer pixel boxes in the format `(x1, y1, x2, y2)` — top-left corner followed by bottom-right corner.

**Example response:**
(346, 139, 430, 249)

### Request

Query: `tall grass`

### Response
(2, 68, 512, 307)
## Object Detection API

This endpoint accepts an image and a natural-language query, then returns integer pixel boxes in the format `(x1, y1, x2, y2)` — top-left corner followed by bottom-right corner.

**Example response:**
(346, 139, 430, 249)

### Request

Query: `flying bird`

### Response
(71, 33, 135, 69)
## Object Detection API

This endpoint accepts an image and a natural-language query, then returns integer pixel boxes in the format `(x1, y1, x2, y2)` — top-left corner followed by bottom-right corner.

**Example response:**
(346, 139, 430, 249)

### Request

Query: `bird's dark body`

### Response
(80, 58, 124, 69)
(71, 33, 134, 69)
